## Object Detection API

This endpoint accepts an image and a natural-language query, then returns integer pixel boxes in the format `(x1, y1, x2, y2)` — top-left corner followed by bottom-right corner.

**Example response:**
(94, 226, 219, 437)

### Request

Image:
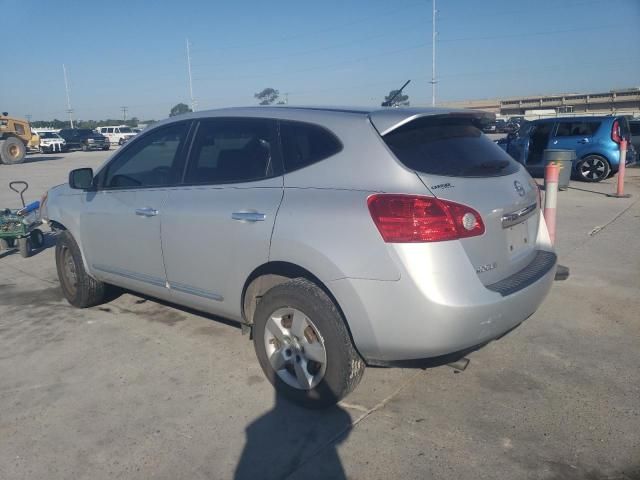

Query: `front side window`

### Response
(184, 118, 278, 185)
(101, 122, 189, 188)
(555, 121, 601, 137)
(107, 128, 114, 133)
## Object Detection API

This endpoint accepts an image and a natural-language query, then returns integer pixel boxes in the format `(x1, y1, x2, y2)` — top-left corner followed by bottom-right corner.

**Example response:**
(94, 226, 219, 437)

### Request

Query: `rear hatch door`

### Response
(376, 112, 540, 285)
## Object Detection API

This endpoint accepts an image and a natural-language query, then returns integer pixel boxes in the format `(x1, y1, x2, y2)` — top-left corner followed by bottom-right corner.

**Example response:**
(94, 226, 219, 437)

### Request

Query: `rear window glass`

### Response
(555, 121, 601, 137)
(382, 116, 520, 177)
(280, 121, 342, 173)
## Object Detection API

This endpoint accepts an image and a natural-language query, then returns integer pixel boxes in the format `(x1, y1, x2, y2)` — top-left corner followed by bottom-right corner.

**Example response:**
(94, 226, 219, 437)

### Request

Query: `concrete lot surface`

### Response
(1, 151, 639, 479)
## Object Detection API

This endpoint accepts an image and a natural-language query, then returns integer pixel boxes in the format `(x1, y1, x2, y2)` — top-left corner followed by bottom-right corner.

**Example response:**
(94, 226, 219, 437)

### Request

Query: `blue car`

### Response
(504, 116, 637, 182)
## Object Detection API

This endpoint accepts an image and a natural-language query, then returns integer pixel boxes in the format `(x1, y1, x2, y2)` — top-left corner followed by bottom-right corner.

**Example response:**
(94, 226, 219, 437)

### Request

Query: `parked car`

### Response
(96, 126, 137, 145)
(505, 116, 637, 182)
(42, 106, 557, 408)
(494, 119, 508, 133)
(481, 122, 497, 133)
(38, 131, 68, 153)
(58, 128, 110, 151)
(629, 119, 640, 154)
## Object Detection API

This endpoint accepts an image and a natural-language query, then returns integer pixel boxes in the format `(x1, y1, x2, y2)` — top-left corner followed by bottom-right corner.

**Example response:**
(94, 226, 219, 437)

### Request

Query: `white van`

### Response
(96, 126, 137, 145)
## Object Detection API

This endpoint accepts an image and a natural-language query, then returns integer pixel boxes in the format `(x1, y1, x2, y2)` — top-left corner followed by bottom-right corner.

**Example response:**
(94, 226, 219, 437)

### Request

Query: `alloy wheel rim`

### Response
(580, 158, 606, 181)
(263, 307, 327, 390)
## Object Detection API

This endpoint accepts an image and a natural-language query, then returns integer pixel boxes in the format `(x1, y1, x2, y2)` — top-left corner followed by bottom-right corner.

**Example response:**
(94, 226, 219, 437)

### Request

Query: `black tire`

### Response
(0, 137, 26, 164)
(103, 145, 110, 151)
(576, 155, 610, 182)
(18, 237, 31, 258)
(30, 228, 44, 249)
(55, 230, 108, 308)
(0, 238, 15, 250)
(118, 138, 124, 145)
(253, 278, 365, 408)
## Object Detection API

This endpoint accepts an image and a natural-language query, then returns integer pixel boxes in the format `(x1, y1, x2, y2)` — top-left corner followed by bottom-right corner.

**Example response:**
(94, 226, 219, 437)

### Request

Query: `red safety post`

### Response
(544, 161, 560, 245)
(607, 139, 631, 198)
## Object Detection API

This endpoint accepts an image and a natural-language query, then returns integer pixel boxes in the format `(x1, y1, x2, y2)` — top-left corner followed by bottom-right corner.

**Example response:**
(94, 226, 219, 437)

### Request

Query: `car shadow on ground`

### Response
(234, 393, 351, 480)
(21, 155, 64, 164)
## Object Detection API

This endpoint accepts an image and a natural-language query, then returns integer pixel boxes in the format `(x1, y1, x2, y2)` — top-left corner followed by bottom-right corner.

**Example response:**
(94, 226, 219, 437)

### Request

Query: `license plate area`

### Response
(506, 220, 531, 258)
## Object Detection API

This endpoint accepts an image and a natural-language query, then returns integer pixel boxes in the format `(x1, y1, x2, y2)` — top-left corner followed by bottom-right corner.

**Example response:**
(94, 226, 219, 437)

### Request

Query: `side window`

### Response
(107, 128, 114, 134)
(184, 118, 279, 185)
(280, 121, 342, 172)
(102, 122, 189, 189)
(556, 121, 601, 137)
(630, 123, 640, 136)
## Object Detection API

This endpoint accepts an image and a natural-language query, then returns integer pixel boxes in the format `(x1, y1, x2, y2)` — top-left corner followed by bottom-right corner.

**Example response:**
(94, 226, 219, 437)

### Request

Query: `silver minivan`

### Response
(42, 107, 556, 407)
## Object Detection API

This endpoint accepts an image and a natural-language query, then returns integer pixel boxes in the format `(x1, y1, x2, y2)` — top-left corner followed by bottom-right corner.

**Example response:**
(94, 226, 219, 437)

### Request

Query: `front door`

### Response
(81, 121, 191, 296)
(161, 117, 284, 320)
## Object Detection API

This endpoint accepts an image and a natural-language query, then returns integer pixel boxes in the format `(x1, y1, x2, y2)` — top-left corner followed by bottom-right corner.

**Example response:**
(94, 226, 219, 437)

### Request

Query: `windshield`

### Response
(40, 132, 60, 139)
(118, 127, 133, 133)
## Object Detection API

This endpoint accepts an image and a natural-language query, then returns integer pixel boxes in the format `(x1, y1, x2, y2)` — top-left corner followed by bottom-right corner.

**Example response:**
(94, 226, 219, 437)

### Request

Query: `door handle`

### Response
(578, 138, 590, 144)
(232, 212, 266, 222)
(135, 207, 159, 217)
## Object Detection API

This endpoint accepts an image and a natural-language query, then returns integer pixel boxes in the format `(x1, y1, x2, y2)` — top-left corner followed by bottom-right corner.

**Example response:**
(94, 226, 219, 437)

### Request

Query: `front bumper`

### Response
(329, 226, 557, 362)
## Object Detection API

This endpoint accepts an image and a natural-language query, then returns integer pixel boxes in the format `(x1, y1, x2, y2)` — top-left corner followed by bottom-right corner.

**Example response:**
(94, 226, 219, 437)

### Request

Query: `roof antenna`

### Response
(381, 80, 411, 107)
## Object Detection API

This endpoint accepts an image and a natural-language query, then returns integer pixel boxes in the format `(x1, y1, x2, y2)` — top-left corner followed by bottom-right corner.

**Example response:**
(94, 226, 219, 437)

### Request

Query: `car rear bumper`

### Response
(329, 239, 556, 362)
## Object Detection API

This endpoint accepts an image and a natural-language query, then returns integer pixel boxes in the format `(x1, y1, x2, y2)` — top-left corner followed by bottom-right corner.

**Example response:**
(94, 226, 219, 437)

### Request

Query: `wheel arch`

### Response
(242, 260, 365, 360)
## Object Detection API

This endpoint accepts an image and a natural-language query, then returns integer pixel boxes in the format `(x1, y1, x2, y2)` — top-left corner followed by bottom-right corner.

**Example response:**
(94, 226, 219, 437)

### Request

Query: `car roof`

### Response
(151, 105, 494, 136)
(531, 115, 616, 123)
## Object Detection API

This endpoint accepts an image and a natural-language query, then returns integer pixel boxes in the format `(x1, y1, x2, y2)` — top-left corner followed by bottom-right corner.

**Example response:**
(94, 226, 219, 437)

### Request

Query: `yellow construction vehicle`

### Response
(0, 113, 33, 164)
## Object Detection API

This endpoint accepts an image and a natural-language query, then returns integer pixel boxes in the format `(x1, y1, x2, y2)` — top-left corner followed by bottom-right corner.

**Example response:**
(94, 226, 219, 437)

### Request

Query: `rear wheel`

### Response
(0, 137, 26, 164)
(55, 231, 108, 308)
(576, 155, 610, 182)
(18, 237, 31, 258)
(252, 278, 365, 408)
(30, 229, 44, 249)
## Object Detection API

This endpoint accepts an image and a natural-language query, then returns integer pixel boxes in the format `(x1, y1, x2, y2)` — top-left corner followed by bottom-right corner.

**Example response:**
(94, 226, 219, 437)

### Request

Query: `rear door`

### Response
(379, 114, 540, 285)
(161, 117, 284, 320)
(551, 119, 602, 157)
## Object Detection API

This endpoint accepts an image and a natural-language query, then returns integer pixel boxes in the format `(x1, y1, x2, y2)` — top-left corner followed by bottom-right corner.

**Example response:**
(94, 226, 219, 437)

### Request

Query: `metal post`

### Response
(543, 162, 560, 245)
(186, 38, 196, 112)
(63, 64, 74, 129)
(607, 139, 631, 198)
(431, 0, 437, 106)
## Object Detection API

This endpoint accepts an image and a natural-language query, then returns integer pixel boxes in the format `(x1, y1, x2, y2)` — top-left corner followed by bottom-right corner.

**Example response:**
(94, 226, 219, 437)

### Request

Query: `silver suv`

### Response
(42, 107, 557, 408)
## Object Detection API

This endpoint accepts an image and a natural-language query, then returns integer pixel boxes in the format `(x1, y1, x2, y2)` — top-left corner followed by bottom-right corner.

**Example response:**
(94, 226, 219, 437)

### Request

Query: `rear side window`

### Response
(383, 116, 520, 177)
(555, 121, 601, 137)
(630, 122, 640, 136)
(184, 118, 279, 184)
(280, 121, 342, 173)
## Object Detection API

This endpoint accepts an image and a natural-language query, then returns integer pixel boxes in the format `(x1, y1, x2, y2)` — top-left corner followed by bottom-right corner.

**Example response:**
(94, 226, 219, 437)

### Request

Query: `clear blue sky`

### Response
(2, 0, 639, 121)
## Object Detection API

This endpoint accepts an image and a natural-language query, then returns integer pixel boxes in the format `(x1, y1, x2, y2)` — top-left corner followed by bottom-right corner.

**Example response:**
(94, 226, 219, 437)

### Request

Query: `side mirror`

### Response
(69, 168, 94, 190)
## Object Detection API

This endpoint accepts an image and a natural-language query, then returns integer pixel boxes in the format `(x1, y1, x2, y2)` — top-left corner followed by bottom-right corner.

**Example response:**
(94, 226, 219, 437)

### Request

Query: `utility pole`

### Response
(121, 106, 128, 123)
(63, 64, 74, 128)
(186, 38, 196, 111)
(430, 0, 437, 106)
(25, 114, 32, 123)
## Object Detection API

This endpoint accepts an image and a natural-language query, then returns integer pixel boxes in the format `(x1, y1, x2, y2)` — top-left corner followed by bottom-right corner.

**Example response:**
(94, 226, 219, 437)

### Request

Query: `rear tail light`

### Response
(611, 120, 622, 144)
(367, 194, 485, 243)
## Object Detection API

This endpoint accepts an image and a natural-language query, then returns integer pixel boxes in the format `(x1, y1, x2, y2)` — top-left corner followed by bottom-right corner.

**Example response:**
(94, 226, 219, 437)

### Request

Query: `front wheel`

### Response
(576, 155, 610, 182)
(253, 278, 365, 408)
(55, 231, 108, 308)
